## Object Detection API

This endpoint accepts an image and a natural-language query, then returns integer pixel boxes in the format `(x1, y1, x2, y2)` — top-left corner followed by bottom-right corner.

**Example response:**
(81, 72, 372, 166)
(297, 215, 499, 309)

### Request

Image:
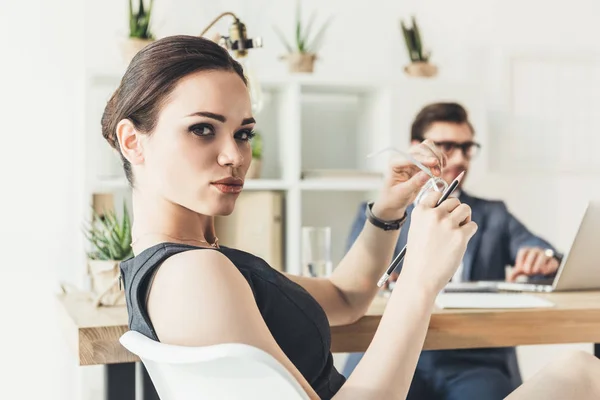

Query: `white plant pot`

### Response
(88, 259, 125, 307)
(404, 62, 438, 78)
(281, 53, 317, 73)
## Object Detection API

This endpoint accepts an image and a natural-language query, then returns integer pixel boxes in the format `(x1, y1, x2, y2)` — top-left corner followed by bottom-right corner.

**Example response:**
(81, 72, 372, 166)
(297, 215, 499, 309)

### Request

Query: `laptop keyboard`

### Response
(494, 282, 553, 292)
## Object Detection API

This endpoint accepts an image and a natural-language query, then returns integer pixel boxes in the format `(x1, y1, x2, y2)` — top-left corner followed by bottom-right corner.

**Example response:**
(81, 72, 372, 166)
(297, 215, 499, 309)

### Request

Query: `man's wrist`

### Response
(545, 248, 562, 263)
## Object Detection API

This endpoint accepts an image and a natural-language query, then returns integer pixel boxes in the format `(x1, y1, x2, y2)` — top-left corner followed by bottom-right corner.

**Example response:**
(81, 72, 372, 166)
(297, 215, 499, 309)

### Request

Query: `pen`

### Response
(377, 171, 465, 288)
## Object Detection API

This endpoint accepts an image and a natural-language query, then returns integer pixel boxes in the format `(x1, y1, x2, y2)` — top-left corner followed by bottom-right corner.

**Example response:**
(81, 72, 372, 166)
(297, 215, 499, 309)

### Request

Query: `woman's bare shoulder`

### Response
(146, 248, 257, 346)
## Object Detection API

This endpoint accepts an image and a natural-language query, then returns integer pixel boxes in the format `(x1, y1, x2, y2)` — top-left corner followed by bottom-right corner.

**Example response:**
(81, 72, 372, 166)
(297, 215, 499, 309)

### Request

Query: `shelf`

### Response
(92, 176, 129, 191)
(298, 178, 383, 191)
(243, 179, 290, 190)
(82, 68, 479, 279)
(88, 69, 387, 94)
(257, 74, 391, 92)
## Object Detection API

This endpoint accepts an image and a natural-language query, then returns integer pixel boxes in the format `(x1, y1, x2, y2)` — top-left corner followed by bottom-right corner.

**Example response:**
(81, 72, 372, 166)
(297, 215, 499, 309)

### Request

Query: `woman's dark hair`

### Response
(410, 102, 474, 142)
(101, 35, 247, 186)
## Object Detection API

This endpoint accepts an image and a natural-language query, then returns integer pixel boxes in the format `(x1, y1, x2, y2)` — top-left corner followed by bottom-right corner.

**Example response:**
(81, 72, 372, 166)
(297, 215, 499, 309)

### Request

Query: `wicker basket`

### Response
(404, 62, 438, 78)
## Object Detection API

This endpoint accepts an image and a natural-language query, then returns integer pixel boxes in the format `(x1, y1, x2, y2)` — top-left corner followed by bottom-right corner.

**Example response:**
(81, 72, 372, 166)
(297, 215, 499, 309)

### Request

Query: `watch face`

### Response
(414, 177, 448, 206)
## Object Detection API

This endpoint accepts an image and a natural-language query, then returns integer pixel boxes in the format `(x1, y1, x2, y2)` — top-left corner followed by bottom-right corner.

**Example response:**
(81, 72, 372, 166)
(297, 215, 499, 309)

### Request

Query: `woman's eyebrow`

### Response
(186, 111, 226, 122)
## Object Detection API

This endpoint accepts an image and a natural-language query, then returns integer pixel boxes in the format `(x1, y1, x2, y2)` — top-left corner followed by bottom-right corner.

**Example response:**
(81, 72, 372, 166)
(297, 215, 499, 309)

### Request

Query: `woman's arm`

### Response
(287, 140, 446, 326)
(337, 192, 477, 399)
(285, 214, 403, 326)
(147, 190, 476, 400)
(146, 249, 322, 399)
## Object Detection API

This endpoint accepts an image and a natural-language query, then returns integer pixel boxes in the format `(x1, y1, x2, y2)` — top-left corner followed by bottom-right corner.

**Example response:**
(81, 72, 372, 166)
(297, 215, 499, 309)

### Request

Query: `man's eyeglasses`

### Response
(433, 141, 481, 159)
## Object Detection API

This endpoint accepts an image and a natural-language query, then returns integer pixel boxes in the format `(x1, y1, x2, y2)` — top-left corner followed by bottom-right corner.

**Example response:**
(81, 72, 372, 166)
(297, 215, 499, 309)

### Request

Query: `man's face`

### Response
(412, 122, 478, 187)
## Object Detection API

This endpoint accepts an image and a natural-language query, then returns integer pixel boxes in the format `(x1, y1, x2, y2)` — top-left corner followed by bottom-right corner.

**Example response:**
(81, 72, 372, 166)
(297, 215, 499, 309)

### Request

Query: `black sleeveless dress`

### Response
(119, 242, 346, 399)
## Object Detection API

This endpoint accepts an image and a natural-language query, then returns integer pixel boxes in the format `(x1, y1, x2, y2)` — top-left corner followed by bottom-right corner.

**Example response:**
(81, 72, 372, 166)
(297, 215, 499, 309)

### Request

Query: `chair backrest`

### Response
(119, 331, 310, 400)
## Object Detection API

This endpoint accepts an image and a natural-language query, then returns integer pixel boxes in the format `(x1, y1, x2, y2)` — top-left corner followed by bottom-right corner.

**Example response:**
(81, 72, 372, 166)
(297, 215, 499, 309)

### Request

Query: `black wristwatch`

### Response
(365, 201, 408, 231)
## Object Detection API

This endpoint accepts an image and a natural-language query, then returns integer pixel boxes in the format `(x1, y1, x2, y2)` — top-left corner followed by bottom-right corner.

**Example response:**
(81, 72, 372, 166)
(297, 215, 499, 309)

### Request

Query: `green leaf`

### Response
(408, 30, 418, 61)
(301, 10, 317, 48)
(121, 203, 132, 249)
(411, 16, 424, 61)
(83, 200, 133, 261)
(128, 0, 153, 39)
(305, 15, 333, 53)
(129, 0, 136, 35)
(296, 18, 303, 51)
(97, 247, 112, 260)
(251, 132, 263, 159)
(273, 25, 293, 53)
(102, 211, 117, 227)
(147, 0, 153, 19)
(400, 20, 415, 61)
(108, 226, 122, 247)
(90, 232, 110, 247)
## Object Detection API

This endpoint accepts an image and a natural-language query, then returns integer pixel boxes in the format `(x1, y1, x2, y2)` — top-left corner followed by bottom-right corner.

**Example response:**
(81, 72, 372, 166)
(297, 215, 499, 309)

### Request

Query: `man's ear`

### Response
(116, 119, 144, 165)
(411, 139, 421, 146)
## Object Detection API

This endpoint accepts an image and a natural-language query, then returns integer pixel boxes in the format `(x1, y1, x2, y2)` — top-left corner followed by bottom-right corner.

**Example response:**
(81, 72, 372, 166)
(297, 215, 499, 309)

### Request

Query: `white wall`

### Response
(0, 0, 87, 399)
(2, 0, 597, 398)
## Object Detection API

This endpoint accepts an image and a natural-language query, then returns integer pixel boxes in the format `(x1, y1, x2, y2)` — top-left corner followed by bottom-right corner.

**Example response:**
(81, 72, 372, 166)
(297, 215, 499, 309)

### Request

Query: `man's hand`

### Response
(507, 247, 560, 282)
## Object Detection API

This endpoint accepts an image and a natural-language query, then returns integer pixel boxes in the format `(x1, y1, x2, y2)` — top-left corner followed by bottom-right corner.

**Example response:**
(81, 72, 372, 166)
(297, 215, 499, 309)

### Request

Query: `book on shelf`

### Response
(214, 191, 284, 271)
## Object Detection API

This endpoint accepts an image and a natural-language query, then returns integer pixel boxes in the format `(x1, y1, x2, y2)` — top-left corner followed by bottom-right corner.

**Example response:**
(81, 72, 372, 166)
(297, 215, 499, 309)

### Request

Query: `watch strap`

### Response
(365, 201, 407, 231)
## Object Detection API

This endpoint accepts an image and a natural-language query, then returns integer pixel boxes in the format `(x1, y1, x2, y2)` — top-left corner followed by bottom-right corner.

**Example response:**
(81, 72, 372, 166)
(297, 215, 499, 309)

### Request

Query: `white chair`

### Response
(119, 330, 310, 400)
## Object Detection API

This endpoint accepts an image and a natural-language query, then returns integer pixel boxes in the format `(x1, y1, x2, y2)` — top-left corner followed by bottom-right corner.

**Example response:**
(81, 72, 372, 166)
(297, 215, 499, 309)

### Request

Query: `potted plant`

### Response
(273, 1, 333, 73)
(121, 0, 155, 64)
(246, 131, 263, 179)
(400, 16, 438, 78)
(84, 201, 133, 307)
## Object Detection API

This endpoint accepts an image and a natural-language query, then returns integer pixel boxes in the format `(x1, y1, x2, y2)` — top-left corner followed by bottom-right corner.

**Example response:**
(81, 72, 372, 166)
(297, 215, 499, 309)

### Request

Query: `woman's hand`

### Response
(371, 140, 446, 221)
(400, 191, 478, 296)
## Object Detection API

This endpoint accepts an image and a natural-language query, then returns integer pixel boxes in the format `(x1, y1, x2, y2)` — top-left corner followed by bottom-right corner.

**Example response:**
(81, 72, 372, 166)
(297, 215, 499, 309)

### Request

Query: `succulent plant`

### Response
(400, 16, 430, 63)
(84, 201, 133, 261)
(251, 131, 263, 160)
(273, 0, 333, 54)
(129, 0, 154, 40)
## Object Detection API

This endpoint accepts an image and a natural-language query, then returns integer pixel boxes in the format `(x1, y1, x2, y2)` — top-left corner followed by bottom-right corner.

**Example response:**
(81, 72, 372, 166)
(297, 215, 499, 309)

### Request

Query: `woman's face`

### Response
(139, 70, 255, 216)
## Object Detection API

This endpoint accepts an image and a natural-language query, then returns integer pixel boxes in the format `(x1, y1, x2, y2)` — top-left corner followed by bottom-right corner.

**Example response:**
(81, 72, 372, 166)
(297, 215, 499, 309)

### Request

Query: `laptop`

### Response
(447, 201, 600, 293)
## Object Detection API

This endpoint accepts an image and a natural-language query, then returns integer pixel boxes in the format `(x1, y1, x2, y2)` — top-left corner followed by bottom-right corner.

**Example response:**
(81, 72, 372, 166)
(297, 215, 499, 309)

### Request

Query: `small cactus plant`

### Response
(400, 16, 430, 63)
(84, 201, 133, 261)
(129, 0, 154, 40)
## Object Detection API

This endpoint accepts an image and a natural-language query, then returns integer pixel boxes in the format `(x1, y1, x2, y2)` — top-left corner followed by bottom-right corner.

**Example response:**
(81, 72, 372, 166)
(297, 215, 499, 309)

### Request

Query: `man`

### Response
(342, 102, 562, 399)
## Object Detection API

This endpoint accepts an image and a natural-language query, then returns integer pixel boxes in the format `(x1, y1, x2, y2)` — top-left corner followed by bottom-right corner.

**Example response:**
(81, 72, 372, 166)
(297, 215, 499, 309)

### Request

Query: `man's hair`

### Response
(410, 102, 475, 142)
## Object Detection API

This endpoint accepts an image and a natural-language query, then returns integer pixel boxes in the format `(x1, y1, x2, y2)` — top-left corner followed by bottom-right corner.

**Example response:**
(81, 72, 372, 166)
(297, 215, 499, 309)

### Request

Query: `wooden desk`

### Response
(331, 291, 600, 353)
(58, 291, 600, 365)
(57, 291, 600, 400)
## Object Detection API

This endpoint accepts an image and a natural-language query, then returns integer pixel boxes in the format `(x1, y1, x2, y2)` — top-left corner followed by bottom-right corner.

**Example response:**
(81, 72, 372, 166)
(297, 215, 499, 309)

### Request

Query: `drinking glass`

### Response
(301, 227, 333, 278)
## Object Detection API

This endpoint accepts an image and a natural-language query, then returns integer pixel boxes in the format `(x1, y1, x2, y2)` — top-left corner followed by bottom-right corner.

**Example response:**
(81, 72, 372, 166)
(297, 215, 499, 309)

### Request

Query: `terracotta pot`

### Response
(120, 38, 155, 65)
(283, 53, 317, 73)
(404, 62, 438, 78)
(246, 159, 262, 179)
(88, 259, 125, 307)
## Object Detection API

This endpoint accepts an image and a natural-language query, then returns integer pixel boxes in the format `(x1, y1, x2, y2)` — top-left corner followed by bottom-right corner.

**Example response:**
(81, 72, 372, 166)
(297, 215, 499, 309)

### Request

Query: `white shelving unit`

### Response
(83, 70, 484, 276)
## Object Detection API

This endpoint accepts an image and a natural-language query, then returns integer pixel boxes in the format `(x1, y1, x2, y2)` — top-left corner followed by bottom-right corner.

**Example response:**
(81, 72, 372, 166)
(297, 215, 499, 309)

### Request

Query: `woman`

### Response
(108, 35, 600, 399)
